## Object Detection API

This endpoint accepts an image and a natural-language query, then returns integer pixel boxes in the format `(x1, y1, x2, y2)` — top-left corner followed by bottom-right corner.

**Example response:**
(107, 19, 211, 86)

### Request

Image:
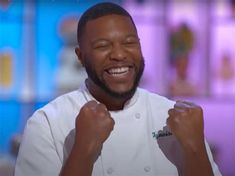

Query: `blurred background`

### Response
(0, 0, 235, 175)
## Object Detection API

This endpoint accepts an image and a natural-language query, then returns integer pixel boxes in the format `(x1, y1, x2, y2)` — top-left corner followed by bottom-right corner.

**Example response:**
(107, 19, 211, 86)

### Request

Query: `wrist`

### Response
(60, 142, 95, 176)
(181, 137, 206, 154)
(73, 139, 102, 163)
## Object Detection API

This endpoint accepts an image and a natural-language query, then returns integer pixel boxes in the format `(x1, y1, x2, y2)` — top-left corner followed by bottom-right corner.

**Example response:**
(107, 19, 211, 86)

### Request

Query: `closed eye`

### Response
(123, 36, 140, 47)
(94, 44, 111, 50)
(123, 40, 140, 48)
(124, 41, 138, 45)
(92, 39, 112, 50)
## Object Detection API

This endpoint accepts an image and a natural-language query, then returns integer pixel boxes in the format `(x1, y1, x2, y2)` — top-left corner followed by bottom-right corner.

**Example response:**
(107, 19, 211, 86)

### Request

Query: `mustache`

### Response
(84, 57, 145, 99)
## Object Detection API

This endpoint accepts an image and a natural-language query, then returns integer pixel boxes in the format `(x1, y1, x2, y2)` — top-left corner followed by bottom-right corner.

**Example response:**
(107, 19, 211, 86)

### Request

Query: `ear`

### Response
(75, 46, 84, 66)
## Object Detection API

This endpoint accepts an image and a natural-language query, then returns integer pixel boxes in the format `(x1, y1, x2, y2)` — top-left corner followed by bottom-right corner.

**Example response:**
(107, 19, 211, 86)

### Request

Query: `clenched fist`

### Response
(166, 102, 214, 175)
(167, 100, 205, 150)
(74, 100, 115, 163)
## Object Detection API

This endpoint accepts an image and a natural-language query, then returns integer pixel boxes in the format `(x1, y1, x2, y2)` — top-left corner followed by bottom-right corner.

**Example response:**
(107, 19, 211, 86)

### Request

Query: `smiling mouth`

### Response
(105, 66, 131, 77)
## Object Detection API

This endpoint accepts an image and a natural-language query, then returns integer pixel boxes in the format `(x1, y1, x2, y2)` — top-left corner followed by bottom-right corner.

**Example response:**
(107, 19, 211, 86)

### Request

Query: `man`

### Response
(15, 2, 221, 176)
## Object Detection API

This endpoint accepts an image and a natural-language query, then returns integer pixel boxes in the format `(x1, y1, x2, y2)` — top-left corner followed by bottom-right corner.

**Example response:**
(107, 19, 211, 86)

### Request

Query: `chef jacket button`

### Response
(107, 167, 114, 174)
(144, 166, 151, 172)
(135, 113, 141, 119)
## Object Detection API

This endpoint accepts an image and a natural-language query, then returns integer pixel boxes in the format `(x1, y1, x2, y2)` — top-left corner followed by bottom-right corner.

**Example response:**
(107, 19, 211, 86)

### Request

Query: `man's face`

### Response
(79, 14, 144, 98)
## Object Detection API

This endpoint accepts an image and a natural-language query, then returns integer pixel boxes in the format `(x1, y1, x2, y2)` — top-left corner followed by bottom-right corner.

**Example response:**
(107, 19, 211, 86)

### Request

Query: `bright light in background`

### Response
(0, 1, 235, 175)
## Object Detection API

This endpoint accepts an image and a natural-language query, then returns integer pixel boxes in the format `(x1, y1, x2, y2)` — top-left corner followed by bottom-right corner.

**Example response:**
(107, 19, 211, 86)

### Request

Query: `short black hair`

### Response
(77, 2, 136, 44)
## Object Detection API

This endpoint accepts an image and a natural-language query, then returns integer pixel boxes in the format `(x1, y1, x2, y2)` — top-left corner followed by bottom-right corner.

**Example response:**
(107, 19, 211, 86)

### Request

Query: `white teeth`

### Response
(108, 67, 129, 75)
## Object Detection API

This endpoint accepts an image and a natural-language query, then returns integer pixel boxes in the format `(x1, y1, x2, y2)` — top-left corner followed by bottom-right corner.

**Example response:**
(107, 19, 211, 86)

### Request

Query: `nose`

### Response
(109, 44, 127, 61)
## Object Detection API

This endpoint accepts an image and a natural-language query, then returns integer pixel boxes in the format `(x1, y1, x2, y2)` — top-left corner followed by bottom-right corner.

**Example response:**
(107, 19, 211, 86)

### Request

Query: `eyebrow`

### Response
(92, 38, 110, 44)
(91, 34, 139, 44)
(125, 34, 139, 39)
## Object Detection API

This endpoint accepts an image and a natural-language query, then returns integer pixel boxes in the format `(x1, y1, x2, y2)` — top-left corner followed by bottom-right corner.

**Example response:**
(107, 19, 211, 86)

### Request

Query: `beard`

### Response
(84, 58, 145, 99)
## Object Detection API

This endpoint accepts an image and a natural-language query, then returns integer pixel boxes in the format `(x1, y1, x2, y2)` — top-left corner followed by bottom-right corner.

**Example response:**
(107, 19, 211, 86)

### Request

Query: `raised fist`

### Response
(167, 100, 205, 150)
(74, 100, 115, 162)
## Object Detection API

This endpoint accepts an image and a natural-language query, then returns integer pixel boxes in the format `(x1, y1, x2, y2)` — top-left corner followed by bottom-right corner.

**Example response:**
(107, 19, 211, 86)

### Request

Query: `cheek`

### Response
(131, 51, 144, 67)
(93, 50, 110, 61)
(86, 53, 106, 74)
(126, 47, 143, 58)
(91, 51, 110, 65)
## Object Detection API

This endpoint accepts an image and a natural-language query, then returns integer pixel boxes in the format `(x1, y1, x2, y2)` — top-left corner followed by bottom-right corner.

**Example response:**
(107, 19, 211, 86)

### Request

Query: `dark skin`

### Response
(60, 14, 213, 176)
(77, 14, 143, 111)
(167, 101, 213, 176)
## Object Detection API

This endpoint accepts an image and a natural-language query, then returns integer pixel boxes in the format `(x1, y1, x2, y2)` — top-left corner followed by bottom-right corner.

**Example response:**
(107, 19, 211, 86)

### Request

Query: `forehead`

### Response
(82, 14, 137, 41)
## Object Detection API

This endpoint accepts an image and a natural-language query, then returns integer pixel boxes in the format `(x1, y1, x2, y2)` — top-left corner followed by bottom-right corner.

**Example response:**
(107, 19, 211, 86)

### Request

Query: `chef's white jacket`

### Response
(15, 85, 222, 176)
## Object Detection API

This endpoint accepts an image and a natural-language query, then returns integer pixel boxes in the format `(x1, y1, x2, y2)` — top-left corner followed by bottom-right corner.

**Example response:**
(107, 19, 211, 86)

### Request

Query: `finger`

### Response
(174, 101, 193, 114)
(96, 104, 110, 119)
(176, 100, 197, 107)
(168, 109, 175, 116)
(81, 100, 98, 112)
(86, 100, 98, 108)
(168, 108, 184, 116)
(174, 101, 191, 109)
(97, 103, 108, 112)
(166, 117, 172, 128)
(163, 125, 173, 136)
(102, 115, 115, 132)
(109, 116, 115, 127)
(163, 125, 171, 133)
(182, 101, 202, 111)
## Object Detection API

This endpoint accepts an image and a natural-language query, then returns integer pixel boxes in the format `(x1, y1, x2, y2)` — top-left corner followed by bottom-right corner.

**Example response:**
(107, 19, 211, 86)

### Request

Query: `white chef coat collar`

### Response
(79, 82, 139, 111)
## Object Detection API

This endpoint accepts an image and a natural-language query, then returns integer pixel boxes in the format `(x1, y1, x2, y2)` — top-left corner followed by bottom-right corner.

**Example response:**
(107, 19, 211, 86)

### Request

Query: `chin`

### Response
(109, 84, 133, 93)
(106, 85, 137, 99)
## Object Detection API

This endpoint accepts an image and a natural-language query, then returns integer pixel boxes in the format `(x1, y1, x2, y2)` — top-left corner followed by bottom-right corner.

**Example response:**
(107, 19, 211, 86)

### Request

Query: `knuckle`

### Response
(110, 118, 115, 126)
(168, 109, 175, 115)
(98, 111, 107, 117)
(172, 116, 180, 123)
(197, 106, 203, 112)
(97, 103, 108, 112)
(166, 117, 171, 125)
(196, 107, 203, 116)
(107, 116, 114, 124)
(192, 105, 203, 113)
(166, 117, 175, 129)
(107, 118, 115, 129)
(87, 100, 97, 106)
(99, 103, 106, 109)
(167, 116, 174, 124)
(176, 100, 183, 103)
(81, 105, 89, 112)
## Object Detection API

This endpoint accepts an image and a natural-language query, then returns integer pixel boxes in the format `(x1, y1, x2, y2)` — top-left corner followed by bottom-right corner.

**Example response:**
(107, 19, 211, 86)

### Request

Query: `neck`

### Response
(85, 79, 132, 111)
